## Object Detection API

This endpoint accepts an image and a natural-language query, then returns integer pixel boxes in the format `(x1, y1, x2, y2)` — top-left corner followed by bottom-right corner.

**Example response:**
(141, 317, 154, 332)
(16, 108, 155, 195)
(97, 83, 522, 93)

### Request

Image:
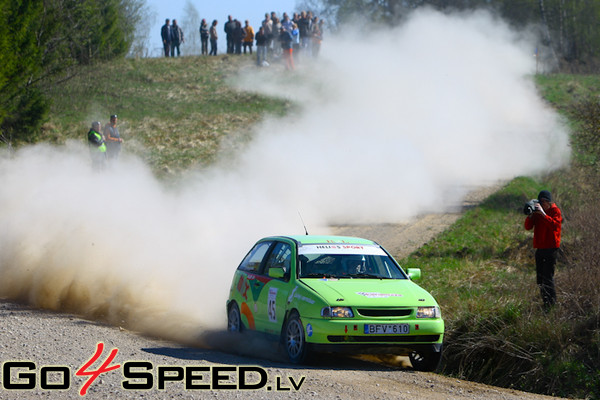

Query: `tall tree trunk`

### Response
(538, 0, 560, 67)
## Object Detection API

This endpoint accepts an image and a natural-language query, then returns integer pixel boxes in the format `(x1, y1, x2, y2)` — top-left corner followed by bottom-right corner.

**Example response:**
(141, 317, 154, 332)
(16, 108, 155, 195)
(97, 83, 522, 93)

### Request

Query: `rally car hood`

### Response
(300, 278, 436, 306)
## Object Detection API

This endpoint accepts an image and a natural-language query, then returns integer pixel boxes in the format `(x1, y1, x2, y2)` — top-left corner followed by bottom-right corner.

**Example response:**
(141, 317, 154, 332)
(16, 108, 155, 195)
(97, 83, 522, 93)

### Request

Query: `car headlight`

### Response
(321, 306, 354, 318)
(416, 306, 441, 318)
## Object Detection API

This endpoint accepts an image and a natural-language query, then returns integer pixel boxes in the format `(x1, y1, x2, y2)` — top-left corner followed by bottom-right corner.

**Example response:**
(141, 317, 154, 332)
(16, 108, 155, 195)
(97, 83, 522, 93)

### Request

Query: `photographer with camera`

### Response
(524, 190, 562, 310)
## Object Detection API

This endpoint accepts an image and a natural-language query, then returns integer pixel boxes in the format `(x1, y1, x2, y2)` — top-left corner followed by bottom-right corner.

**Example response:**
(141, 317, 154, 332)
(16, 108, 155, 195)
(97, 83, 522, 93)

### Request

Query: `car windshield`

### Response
(297, 244, 407, 279)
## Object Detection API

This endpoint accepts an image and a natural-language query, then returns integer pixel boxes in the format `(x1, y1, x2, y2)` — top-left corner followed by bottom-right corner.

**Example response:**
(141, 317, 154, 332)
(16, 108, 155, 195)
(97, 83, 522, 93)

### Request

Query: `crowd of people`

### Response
(161, 11, 325, 69)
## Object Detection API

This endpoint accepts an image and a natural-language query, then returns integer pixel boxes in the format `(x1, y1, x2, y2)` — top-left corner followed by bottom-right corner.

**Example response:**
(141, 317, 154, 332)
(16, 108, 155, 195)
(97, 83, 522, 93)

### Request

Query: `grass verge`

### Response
(401, 74, 600, 398)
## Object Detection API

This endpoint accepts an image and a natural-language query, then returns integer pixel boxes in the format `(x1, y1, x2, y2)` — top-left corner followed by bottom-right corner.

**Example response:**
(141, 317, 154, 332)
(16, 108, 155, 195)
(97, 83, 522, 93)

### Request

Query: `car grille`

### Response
(327, 335, 440, 343)
(356, 308, 412, 317)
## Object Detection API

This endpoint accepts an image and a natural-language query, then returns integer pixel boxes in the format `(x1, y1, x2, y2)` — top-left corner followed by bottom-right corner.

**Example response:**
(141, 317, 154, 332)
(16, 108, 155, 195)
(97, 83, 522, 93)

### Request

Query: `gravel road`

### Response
(0, 185, 566, 400)
(0, 300, 563, 400)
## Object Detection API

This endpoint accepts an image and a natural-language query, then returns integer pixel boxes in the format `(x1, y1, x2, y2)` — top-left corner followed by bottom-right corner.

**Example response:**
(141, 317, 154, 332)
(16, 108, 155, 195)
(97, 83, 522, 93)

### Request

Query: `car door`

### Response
(253, 240, 294, 335)
(234, 240, 272, 331)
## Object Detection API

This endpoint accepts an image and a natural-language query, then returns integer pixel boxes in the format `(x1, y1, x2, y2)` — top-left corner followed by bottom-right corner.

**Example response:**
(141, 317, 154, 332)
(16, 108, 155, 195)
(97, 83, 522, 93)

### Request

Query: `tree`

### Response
(315, 0, 600, 71)
(0, 0, 149, 144)
(126, 0, 154, 57)
(0, 0, 47, 143)
(181, 1, 200, 56)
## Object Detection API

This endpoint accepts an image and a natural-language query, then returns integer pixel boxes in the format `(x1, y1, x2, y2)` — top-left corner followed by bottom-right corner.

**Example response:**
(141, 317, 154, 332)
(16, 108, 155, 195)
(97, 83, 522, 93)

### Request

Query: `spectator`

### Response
(281, 13, 293, 32)
(279, 27, 294, 70)
(311, 17, 323, 58)
(243, 20, 254, 54)
(255, 26, 268, 66)
(103, 114, 123, 163)
(199, 19, 209, 55)
(209, 20, 218, 55)
(160, 19, 172, 57)
(232, 20, 244, 54)
(87, 121, 106, 171)
(298, 11, 311, 51)
(272, 16, 282, 57)
(171, 19, 184, 57)
(262, 13, 273, 56)
(224, 15, 235, 54)
(291, 22, 300, 53)
(524, 190, 563, 310)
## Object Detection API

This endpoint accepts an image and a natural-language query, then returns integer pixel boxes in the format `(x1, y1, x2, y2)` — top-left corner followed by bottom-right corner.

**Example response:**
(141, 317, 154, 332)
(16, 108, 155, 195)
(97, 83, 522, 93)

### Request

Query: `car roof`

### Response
(268, 235, 378, 246)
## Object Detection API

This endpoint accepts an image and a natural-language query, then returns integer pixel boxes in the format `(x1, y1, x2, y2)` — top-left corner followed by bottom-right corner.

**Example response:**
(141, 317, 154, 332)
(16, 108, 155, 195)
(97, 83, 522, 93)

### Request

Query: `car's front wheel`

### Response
(409, 345, 443, 372)
(227, 303, 243, 333)
(283, 311, 308, 363)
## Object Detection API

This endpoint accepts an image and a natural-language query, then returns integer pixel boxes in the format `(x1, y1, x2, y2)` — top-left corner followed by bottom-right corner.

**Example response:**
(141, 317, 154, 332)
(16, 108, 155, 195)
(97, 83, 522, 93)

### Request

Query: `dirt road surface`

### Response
(0, 185, 566, 400)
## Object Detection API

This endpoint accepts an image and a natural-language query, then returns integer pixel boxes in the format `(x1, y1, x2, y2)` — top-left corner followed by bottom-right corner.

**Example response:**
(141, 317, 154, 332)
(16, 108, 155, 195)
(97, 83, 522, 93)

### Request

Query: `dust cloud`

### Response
(233, 8, 569, 223)
(0, 9, 569, 345)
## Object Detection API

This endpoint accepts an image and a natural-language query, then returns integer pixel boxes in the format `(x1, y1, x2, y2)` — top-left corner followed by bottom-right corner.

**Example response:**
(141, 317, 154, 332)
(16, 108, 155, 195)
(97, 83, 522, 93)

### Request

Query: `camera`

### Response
(523, 199, 539, 215)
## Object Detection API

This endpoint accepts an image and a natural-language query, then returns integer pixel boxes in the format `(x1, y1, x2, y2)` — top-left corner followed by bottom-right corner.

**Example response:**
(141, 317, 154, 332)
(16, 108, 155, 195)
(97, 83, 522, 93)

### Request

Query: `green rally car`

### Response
(226, 235, 444, 371)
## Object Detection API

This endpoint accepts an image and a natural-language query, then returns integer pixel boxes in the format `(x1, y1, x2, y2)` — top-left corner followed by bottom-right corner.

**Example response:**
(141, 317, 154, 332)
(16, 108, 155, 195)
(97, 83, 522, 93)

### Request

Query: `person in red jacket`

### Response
(524, 190, 562, 309)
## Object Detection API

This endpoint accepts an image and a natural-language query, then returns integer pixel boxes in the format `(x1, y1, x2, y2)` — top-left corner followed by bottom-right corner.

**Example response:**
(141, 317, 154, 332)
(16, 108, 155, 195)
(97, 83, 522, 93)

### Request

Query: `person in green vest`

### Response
(87, 121, 107, 171)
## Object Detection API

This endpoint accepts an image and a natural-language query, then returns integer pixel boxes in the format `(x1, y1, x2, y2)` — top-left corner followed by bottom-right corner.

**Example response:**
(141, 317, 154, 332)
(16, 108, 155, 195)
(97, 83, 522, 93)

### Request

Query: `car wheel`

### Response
(409, 346, 443, 372)
(283, 311, 308, 364)
(227, 303, 243, 333)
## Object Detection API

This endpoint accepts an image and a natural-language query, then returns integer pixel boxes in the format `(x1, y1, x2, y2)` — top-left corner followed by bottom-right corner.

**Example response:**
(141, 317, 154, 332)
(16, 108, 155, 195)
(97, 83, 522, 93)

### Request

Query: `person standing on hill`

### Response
(88, 121, 107, 171)
(261, 13, 273, 54)
(103, 114, 123, 162)
(243, 20, 254, 54)
(297, 11, 310, 51)
(281, 13, 293, 32)
(200, 19, 209, 55)
(171, 19, 184, 57)
(255, 26, 268, 66)
(224, 15, 235, 54)
(209, 20, 218, 56)
(232, 20, 244, 54)
(279, 26, 295, 70)
(311, 17, 324, 58)
(524, 190, 563, 310)
(161, 18, 172, 57)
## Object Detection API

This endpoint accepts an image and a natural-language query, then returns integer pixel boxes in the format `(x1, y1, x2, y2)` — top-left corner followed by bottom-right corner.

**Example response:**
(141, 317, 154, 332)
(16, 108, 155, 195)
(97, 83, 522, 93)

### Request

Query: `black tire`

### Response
(409, 345, 443, 372)
(227, 303, 243, 333)
(283, 311, 308, 364)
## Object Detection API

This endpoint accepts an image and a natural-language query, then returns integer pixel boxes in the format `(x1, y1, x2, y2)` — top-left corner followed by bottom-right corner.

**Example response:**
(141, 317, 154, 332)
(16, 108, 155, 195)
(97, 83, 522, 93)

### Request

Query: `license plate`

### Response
(364, 324, 410, 334)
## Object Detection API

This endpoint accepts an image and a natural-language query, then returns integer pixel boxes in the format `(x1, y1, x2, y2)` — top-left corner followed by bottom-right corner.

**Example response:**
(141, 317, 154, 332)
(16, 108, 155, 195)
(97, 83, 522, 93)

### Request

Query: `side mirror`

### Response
(406, 268, 421, 280)
(268, 267, 285, 279)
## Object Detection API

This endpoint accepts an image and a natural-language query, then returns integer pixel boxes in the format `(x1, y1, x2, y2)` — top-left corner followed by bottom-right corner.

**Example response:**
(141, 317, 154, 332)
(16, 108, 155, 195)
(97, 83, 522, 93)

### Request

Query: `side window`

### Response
(238, 242, 271, 272)
(265, 242, 292, 280)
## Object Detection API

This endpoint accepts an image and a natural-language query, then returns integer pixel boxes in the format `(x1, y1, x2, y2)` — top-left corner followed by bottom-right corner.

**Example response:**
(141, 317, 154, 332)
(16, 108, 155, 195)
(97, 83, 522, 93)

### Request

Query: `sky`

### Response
(0, 8, 570, 345)
(147, 0, 298, 56)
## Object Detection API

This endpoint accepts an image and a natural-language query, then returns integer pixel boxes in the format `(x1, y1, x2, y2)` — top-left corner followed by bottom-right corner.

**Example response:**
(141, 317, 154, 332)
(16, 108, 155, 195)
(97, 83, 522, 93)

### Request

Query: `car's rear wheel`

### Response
(283, 311, 308, 363)
(409, 345, 443, 372)
(227, 303, 242, 333)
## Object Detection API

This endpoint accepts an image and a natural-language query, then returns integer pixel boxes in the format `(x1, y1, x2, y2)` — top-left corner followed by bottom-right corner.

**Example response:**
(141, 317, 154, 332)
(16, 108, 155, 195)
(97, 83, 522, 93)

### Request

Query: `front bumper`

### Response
(308, 342, 442, 356)
(301, 316, 444, 355)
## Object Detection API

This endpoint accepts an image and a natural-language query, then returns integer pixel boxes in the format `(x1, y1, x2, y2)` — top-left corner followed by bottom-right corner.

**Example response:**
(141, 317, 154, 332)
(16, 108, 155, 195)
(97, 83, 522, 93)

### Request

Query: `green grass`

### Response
(402, 177, 545, 313)
(43, 55, 290, 176)
(535, 73, 600, 113)
(400, 75, 600, 398)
